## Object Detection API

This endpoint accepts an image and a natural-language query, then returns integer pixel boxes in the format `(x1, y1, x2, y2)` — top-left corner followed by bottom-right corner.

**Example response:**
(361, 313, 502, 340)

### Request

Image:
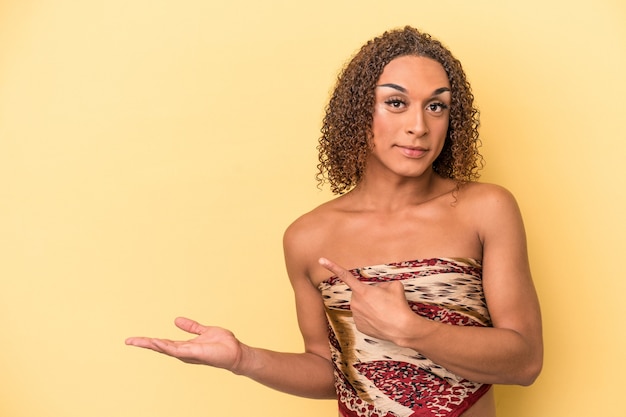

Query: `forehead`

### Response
(377, 55, 450, 89)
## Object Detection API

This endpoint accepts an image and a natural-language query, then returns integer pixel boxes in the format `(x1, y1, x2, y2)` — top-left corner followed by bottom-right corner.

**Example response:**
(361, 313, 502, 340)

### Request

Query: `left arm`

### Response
(319, 186, 543, 385)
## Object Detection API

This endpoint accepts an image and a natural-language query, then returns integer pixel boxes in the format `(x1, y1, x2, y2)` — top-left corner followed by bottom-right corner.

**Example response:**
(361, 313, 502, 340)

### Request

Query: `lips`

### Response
(397, 145, 428, 158)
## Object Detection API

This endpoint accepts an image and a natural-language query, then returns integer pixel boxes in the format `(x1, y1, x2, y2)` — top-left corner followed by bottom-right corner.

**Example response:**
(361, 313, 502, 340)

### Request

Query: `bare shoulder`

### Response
(282, 196, 347, 280)
(284, 198, 340, 247)
(458, 182, 517, 203)
(456, 182, 524, 241)
(457, 182, 521, 217)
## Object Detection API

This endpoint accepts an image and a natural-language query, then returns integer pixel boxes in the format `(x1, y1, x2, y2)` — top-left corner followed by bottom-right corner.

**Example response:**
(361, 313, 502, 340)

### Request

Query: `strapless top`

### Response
(318, 258, 492, 417)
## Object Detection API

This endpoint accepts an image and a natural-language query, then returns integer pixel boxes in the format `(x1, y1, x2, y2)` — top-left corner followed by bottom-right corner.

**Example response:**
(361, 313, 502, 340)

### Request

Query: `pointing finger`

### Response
(318, 257, 362, 290)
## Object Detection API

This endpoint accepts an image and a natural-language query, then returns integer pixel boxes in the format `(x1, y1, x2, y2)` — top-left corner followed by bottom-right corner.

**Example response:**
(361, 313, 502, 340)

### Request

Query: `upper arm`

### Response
(477, 185, 543, 363)
(282, 219, 332, 361)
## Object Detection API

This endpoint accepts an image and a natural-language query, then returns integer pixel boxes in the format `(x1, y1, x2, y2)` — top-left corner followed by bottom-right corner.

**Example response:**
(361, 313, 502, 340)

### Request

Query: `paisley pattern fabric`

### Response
(318, 258, 492, 417)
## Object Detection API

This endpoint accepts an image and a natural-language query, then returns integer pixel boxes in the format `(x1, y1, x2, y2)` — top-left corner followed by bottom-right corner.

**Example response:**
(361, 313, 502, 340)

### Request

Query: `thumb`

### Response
(174, 317, 207, 335)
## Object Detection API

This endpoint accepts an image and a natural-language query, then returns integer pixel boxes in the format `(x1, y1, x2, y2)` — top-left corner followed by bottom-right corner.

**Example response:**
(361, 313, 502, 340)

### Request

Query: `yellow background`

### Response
(1, 1, 624, 416)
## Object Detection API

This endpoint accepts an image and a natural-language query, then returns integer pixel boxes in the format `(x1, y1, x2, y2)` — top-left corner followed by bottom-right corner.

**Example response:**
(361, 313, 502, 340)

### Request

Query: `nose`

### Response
(406, 109, 428, 137)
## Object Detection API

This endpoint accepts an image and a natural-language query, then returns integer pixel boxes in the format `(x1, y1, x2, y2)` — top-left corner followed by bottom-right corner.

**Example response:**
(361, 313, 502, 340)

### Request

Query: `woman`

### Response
(126, 26, 543, 417)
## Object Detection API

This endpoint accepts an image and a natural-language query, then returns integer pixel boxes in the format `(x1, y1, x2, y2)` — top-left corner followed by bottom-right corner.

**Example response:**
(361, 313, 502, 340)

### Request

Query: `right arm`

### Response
(226, 216, 336, 397)
(125, 216, 336, 399)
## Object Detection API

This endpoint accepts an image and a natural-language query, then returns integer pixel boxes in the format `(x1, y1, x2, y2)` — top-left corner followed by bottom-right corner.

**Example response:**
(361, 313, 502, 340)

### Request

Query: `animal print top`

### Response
(318, 258, 492, 417)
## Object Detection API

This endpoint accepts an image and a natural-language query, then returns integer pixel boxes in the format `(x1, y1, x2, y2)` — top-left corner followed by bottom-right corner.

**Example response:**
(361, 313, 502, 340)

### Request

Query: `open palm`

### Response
(126, 317, 243, 371)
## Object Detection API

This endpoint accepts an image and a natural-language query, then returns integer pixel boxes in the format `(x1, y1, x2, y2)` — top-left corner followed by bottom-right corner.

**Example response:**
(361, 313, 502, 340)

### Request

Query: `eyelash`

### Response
(428, 102, 449, 112)
(384, 98, 449, 112)
(384, 98, 406, 108)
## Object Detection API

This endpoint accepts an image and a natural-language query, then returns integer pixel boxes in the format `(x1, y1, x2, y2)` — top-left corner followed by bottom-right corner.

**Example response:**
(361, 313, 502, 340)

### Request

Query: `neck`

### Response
(348, 169, 454, 212)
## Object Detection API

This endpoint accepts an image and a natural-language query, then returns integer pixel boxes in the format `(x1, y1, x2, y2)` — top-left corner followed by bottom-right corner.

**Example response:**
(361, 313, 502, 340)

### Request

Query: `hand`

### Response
(318, 257, 415, 342)
(125, 317, 244, 371)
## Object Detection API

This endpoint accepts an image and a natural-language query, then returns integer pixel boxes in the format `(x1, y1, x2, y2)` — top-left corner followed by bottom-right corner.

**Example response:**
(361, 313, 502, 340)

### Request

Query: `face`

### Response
(368, 55, 451, 180)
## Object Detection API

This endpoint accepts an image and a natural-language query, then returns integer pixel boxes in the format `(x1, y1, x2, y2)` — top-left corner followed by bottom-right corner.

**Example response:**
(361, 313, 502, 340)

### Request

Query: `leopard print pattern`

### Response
(318, 258, 492, 417)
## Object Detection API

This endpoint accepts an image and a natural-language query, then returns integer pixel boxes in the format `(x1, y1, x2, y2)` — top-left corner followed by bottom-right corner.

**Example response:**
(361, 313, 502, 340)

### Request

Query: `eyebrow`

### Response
(376, 83, 451, 96)
(377, 83, 408, 93)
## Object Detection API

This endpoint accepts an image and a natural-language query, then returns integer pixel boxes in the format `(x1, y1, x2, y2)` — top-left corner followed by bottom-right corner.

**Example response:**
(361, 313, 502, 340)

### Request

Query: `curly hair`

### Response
(317, 26, 483, 194)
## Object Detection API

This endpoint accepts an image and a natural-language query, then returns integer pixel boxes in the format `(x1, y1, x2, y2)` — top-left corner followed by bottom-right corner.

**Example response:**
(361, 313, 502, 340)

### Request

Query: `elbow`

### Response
(513, 352, 543, 386)
(521, 357, 543, 386)
(516, 367, 541, 386)
(505, 332, 543, 386)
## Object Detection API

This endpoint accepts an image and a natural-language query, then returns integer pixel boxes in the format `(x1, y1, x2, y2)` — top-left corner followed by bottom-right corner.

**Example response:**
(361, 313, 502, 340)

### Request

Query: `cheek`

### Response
(371, 111, 394, 137)
(441, 119, 450, 134)
(431, 116, 450, 136)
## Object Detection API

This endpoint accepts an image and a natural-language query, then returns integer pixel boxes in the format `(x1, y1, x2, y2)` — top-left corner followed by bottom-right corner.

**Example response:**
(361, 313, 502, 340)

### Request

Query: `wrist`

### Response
(231, 342, 254, 376)
(392, 313, 437, 349)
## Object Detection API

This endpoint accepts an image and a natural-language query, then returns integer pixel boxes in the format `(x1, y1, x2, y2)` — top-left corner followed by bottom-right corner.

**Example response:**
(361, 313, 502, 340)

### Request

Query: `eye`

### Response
(384, 97, 407, 110)
(427, 102, 449, 113)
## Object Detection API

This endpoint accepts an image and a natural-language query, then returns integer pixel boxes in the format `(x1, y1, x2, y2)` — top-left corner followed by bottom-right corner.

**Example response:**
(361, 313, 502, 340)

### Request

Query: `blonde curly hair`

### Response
(317, 26, 483, 194)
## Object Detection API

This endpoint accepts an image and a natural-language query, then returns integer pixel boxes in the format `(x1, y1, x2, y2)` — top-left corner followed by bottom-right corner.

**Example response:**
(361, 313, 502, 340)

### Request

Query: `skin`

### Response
(126, 56, 543, 417)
